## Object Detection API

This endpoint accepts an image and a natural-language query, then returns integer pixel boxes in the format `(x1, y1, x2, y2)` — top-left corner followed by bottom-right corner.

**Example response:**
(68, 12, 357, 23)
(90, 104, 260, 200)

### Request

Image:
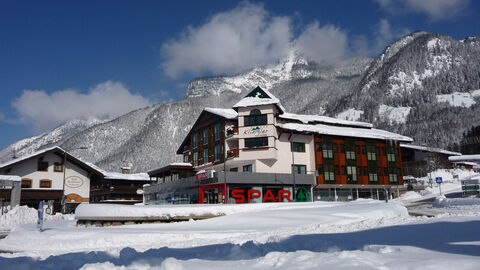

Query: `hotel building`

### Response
(144, 87, 413, 204)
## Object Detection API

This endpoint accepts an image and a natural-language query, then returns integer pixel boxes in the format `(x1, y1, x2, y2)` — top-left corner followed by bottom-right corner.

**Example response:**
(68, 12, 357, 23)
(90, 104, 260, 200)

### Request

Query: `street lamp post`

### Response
(62, 146, 88, 213)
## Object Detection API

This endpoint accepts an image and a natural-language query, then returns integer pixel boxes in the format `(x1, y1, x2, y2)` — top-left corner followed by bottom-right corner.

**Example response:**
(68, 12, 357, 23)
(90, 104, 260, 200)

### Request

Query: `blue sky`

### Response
(0, 0, 479, 148)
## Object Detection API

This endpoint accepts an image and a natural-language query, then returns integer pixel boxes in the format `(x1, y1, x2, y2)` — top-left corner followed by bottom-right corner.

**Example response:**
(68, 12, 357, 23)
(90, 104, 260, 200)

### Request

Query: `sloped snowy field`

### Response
(0, 200, 479, 269)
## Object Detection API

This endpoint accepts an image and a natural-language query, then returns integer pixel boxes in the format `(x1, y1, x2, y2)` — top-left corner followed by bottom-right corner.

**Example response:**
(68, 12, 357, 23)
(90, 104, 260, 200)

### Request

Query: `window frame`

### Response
(53, 162, 64, 172)
(37, 160, 49, 172)
(292, 164, 307, 174)
(39, 179, 52, 188)
(244, 109, 268, 126)
(291, 142, 306, 152)
(244, 137, 268, 148)
(21, 178, 32, 188)
(243, 164, 253, 172)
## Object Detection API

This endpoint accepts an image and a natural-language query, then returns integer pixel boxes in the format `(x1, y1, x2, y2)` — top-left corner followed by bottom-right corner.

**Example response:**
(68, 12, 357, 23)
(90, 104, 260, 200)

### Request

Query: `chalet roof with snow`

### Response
(449, 154, 480, 162)
(400, 144, 461, 156)
(279, 112, 373, 128)
(0, 146, 104, 176)
(233, 86, 286, 113)
(279, 123, 413, 142)
(203, 108, 238, 119)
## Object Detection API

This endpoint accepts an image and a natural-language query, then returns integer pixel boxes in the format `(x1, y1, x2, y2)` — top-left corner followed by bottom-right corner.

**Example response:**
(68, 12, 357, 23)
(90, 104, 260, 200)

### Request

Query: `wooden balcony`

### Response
(227, 149, 239, 158)
(226, 127, 238, 137)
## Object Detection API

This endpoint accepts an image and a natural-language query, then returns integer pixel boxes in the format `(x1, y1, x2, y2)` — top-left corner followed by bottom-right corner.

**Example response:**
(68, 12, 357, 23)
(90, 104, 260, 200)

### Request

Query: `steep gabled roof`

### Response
(176, 108, 237, 154)
(233, 86, 285, 113)
(0, 146, 104, 176)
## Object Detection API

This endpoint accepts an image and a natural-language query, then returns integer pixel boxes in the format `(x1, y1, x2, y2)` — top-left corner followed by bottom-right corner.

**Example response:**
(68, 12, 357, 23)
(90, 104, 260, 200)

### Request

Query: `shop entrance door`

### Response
(204, 188, 223, 204)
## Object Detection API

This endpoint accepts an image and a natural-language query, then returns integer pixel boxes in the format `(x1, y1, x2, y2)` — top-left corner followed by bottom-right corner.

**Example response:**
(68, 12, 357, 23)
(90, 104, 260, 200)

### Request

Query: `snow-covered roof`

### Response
(279, 123, 413, 142)
(0, 146, 62, 169)
(169, 162, 193, 167)
(449, 155, 480, 162)
(400, 144, 461, 156)
(279, 112, 373, 128)
(204, 108, 238, 119)
(86, 162, 150, 181)
(0, 175, 21, 181)
(233, 87, 286, 113)
(103, 172, 150, 181)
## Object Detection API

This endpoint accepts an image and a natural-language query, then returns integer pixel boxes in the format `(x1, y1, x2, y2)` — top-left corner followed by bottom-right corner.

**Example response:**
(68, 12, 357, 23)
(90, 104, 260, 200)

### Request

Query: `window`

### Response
(292, 164, 307, 174)
(21, 178, 32, 188)
(368, 167, 378, 182)
(192, 133, 198, 149)
(347, 166, 357, 182)
(317, 165, 323, 175)
(214, 123, 221, 141)
(322, 143, 333, 159)
(316, 142, 322, 152)
(244, 137, 268, 148)
(367, 145, 376, 161)
(244, 109, 267, 126)
(203, 129, 209, 146)
(39, 179, 52, 188)
(340, 144, 345, 153)
(291, 142, 305, 152)
(243, 164, 253, 172)
(346, 144, 356, 160)
(387, 147, 396, 162)
(214, 143, 221, 161)
(37, 160, 48, 171)
(183, 152, 189, 163)
(324, 164, 335, 182)
(389, 173, 398, 183)
(193, 152, 198, 167)
(54, 162, 64, 172)
(203, 148, 209, 164)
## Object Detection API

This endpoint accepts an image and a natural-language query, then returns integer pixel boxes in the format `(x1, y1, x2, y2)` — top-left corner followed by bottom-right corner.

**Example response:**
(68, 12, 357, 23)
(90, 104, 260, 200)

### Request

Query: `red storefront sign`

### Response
(231, 189, 292, 203)
(195, 171, 209, 181)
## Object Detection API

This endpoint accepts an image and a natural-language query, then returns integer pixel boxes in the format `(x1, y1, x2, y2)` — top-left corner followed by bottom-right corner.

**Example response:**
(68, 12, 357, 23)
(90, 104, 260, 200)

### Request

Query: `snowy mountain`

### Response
(1, 31, 479, 172)
(0, 118, 105, 164)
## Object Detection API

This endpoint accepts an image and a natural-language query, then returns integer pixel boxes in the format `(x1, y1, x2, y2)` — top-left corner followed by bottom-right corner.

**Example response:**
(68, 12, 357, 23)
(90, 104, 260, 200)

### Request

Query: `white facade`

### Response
(0, 148, 93, 203)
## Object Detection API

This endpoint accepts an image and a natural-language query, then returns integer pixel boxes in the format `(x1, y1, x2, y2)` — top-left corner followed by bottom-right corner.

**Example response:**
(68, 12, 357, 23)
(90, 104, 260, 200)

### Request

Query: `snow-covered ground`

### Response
(0, 199, 479, 269)
(1, 169, 479, 269)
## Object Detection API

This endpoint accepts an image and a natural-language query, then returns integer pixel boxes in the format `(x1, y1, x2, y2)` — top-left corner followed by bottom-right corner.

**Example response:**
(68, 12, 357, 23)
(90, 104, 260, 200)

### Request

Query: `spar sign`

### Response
(231, 189, 292, 203)
(195, 170, 215, 181)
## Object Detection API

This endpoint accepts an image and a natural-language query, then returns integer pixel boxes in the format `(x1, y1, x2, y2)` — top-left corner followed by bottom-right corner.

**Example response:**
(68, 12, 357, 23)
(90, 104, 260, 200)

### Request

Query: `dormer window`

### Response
(244, 109, 267, 126)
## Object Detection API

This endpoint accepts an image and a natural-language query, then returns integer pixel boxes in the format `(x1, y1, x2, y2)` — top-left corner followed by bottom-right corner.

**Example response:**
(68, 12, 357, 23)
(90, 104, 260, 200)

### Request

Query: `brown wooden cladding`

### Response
(314, 136, 404, 186)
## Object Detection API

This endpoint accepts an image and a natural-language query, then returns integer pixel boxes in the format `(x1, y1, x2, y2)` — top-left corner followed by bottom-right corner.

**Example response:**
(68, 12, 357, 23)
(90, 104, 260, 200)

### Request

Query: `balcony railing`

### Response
(227, 148, 239, 158)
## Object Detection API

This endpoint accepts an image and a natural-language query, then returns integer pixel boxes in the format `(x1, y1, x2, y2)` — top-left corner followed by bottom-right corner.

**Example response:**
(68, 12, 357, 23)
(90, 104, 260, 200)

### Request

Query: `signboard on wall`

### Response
(195, 170, 215, 181)
(239, 125, 276, 138)
(65, 176, 84, 188)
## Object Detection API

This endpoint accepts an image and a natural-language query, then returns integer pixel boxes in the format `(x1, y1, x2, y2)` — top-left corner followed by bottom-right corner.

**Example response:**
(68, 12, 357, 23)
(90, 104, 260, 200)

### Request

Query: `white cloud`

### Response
(404, 0, 469, 20)
(11, 81, 152, 132)
(353, 19, 410, 56)
(296, 22, 348, 64)
(161, 2, 292, 78)
(375, 0, 470, 21)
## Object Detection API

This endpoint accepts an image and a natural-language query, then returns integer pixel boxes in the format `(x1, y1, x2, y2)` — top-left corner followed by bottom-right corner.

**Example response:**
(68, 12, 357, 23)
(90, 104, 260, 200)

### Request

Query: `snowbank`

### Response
(434, 196, 480, 208)
(74, 202, 319, 219)
(0, 205, 74, 231)
(1, 200, 409, 257)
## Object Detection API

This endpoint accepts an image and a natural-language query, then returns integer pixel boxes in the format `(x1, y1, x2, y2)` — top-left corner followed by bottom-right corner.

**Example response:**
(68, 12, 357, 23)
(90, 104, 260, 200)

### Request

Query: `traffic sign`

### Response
(435, 177, 442, 184)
